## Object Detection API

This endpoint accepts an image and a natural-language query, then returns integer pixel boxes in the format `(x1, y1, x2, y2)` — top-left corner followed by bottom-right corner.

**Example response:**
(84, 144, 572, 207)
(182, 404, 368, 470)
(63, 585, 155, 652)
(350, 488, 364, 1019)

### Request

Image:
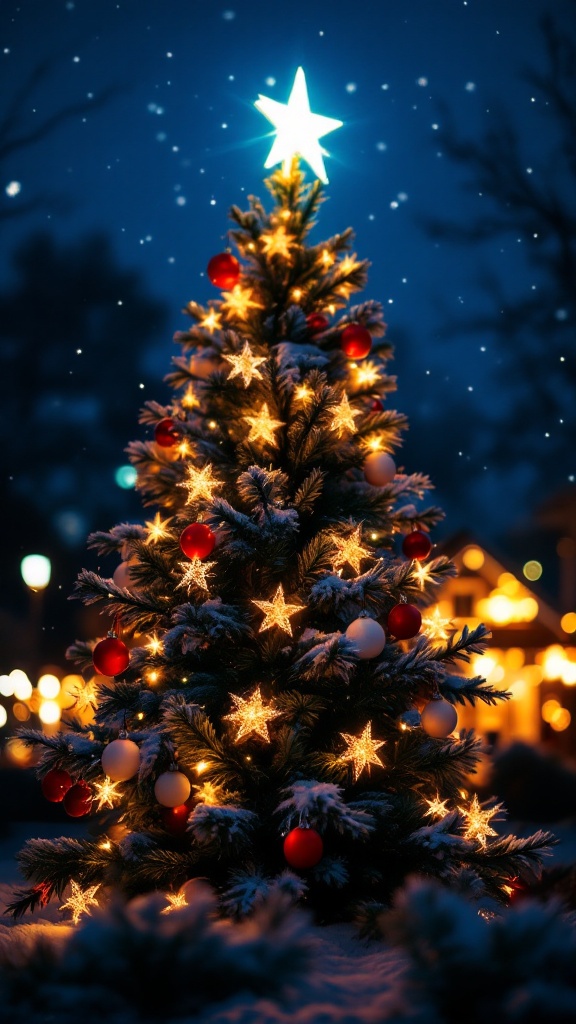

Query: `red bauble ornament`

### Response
(63, 781, 92, 818)
(370, 398, 384, 412)
(341, 324, 372, 359)
(306, 312, 329, 335)
(207, 252, 240, 289)
(160, 802, 192, 837)
(41, 768, 73, 803)
(283, 826, 324, 869)
(154, 418, 180, 447)
(92, 636, 130, 677)
(179, 523, 216, 560)
(402, 530, 432, 561)
(387, 602, 422, 640)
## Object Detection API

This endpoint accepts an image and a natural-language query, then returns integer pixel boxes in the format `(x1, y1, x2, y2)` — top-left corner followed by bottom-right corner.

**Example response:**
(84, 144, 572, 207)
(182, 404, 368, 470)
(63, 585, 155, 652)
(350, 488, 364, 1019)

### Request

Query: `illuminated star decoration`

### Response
(181, 383, 201, 410)
(255, 66, 343, 184)
(223, 341, 267, 387)
(424, 794, 450, 819)
(146, 632, 164, 656)
(252, 584, 305, 636)
(223, 686, 282, 743)
(222, 285, 263, 320)
(59, 880, 100, 925)
(460, 794, 502, 848)
(412, 561, 435, 590)
(422, 607, 453, 643)
(243, 402, 285, 446)
(177, 558, 215, 593)
(330, 525, 372, 574)
(71, 679, 97, 713)
(339, 722, 385, 782)
(260, 226, 295, 259)
(145, 512, 173, 545)
(93, 777, 122, 812)
(330, 393, 361, 437)
(199, 308, 223, 333)
(354, 361, 382, 388)
(178, 463, 222, 504)
(161, 891, 188, 915)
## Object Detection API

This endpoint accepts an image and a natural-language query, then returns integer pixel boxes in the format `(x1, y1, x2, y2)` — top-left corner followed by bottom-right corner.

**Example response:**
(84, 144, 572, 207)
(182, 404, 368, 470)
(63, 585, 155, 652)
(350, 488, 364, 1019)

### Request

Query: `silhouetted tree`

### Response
(425, 9, 575, 506)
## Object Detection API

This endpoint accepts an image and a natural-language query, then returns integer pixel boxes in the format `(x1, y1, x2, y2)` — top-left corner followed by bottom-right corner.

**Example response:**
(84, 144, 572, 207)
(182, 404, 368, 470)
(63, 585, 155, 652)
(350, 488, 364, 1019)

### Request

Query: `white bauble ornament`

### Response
(364, 451, 396, 487)
(154, 770, 191, 808)
(101, 738, 141, 782)
(113, 561, 134, 589)
(345, 617, 386, 660)
(420, 698, 458, 738)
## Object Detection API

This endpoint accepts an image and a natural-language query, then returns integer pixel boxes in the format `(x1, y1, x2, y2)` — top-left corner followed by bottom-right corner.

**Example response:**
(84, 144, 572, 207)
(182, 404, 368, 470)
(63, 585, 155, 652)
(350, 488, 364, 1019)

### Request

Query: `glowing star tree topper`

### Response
(255, 67, 342, 183)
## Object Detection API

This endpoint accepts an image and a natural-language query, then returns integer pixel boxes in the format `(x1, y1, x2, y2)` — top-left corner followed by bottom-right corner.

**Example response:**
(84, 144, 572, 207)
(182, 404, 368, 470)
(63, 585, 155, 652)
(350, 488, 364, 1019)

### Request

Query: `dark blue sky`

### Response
(1, 0, 570, 538)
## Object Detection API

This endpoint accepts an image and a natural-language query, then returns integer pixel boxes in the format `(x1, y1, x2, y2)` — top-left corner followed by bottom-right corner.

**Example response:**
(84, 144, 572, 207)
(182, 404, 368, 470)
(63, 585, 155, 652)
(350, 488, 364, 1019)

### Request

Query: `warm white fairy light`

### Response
(459, 794, 502, 848)
(330, 393, 361, 437)
(223, 341, 266, 387)
(93, 777, 122, 812)
(339, 722, 385, 781)
(194, 780, 221, 805)
(321, 248, 335, 268)
(144, 512, 173, 544)
(294, 383, 313, 403)
(252, 583, 305, 636)
(329, 525, 372, 574)
(260, 226, 294, 259)
(412, 562, 434, 589)
(424, 794, 450, 818)
(178, 464, 222, 504)
(146, 633, 164, 656)
(422, 607, 453, 643)
(71, 679, 97, 713)
(222, 284, 263, 319)
(223, 686, 282, 742)
(254, 66, 342, 183)
(59, 880, 100, 925)
(199, 308, 223, 333)
(354, 361, 382, 387)
(161, 891, 188, 915)
(243, 402, 285, 446)
(176, 558, 215, 593)
(181, 384, 201, 410)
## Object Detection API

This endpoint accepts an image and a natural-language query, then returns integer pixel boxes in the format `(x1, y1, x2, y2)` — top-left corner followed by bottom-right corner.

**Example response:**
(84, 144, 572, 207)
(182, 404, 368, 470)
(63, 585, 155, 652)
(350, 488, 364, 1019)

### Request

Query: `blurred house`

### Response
(431, 533, 576, 756)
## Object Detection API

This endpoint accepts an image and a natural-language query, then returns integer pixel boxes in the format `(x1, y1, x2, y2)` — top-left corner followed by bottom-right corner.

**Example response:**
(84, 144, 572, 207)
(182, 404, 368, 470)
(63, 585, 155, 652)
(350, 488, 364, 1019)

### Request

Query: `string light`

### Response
(146, 633, 164, 656)
(329, 525, 372, 574)
(243, 402, 285, 446)
(71, 679, 97, 713)
(194, 780, 221, 805)
(294, 384, 313, 403)
(181, 384, 201, 410)
(459, 794, 502, 848)
(330, 393, 361, 437)
(252, 583, 305, 636)
(144, 512, 173, 544)
(59, 880, 100, 925)
(178, 463, 222, 504)
(222, 285, 263, 319)
(260, 226, 294, 258)
(93, 777, 122, 812)
(176, 557, 215, 593)
(424, 794, 450, 818)
(161, 892, 188, 915)
(223, 686, 282, 742)
(412, 562, 435, 589)
(223, 341, 266, 387)
(354, 361, 381, 387)
(339, 722, 385, 781)
(199, 308, 223, 333)
(321, 248, 335, 268)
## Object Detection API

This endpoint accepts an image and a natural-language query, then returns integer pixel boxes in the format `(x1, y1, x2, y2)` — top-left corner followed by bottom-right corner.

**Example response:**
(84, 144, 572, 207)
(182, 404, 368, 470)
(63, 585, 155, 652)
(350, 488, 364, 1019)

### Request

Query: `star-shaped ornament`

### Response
(93, 777, 122, 812)
(178, 464, 222, 504)
(255, 67, 342, 183)
(339, 722, 385, 782)
(144, 512, 173, 545)
(422, 607, 453, 643)
(222, 285, 263, 320)
(161, 891, 188, 915)
(199, 308, 223, 333)
(330, 393, 361, 437)
(330, 525, 372, 574)
(223, 341, 267, 388)
(59, 880, 100, 925)
(459, 794, 502, 848)
(223, 686, 282, 743)
(243, 402, 285, 446)
(260, 226, 295, 259)
(424, 794, 450, 819)
(252, 584, 305, 636)
(177, 558, 215, 593)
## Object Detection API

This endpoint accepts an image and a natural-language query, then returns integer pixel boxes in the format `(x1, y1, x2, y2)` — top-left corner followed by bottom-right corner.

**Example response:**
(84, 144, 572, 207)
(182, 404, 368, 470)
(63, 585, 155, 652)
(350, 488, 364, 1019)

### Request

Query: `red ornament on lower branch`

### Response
(63, 781, 92, 818)
(41, 768, 73, 803)
(180, 522, 216, 560)
(92, 635, 130, 677)
(283, 826, 324, 869)
(306, 312, 330, 335)
(154, 417, 180, 447)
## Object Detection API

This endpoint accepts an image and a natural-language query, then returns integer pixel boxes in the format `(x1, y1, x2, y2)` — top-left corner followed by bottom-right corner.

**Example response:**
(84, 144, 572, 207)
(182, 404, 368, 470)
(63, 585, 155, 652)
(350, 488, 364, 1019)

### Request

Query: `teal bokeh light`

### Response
(115, 465, 137, 489)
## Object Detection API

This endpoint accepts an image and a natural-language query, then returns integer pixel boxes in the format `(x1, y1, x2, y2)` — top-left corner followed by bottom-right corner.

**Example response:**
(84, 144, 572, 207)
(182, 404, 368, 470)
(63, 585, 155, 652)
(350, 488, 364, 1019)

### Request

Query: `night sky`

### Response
(1, 0, 572, 549)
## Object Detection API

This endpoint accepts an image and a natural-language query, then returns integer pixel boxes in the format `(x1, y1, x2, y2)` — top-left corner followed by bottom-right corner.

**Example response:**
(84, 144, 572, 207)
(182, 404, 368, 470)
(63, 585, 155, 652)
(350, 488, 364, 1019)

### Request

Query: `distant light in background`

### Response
(5, 180, 21, 196)
(0, 706, 7, 728)
(0, 674, 14, 697)
(38, 700, 61, 725)
(5, 737, 33, 765)
(20, 554, 51, 590)
(523, 560, 542, 581)
(13, 702, 30, 722)
(53, 509, 87, 545)
(550, 707, 571, 731)
(38, 674, 61, 699)
(462, 546, 484, 571)
(115, 465, 137, 489)
(561, 612, 576, 634)
(11, 669, 32, 700)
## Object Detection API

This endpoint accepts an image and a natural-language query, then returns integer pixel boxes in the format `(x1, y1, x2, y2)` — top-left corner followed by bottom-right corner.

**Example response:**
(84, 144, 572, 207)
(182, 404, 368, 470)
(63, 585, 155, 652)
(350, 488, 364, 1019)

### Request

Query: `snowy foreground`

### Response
(1, 823, 576, 1023)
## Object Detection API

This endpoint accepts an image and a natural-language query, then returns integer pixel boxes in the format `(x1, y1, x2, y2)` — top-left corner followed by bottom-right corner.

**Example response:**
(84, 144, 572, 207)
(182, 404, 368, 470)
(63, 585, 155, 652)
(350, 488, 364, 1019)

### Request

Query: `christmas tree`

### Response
(9, 70, 551, 928)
